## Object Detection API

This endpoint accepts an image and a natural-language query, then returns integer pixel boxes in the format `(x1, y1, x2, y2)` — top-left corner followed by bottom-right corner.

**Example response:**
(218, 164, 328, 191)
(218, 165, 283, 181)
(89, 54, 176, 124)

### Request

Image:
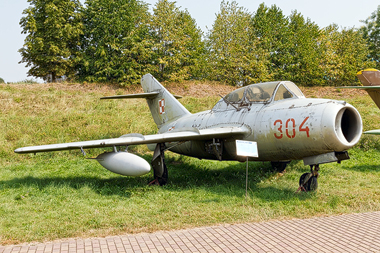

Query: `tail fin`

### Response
(357, 69, 380, 109)
(141, 74, 191, 128)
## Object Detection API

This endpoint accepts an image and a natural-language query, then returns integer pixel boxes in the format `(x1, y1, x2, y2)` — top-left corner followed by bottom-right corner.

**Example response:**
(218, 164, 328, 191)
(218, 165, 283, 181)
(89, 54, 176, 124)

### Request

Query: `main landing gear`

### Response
(149, 143, 168, 186)
(297, 164, 319, 192)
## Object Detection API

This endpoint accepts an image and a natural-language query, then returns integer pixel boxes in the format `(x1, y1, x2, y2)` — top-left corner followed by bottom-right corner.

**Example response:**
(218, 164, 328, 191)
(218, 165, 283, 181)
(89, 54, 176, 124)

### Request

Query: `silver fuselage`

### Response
(161, 97, 361, 162)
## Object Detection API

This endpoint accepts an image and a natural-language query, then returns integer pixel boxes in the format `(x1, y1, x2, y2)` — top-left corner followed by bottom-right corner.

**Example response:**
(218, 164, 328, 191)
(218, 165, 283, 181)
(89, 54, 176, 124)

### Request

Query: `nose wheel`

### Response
(297, 165, 319, 192)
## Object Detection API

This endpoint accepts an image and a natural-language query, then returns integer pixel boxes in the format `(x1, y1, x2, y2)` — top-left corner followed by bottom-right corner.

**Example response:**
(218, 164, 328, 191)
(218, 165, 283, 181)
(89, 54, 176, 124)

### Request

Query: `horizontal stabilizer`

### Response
(101, 92, 182, 100)
(14, 126, 250, 154)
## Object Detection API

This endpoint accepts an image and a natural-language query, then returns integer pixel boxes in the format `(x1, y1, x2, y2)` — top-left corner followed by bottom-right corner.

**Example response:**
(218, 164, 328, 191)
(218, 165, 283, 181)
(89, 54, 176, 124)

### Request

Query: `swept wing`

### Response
(14, 126, 250, 154)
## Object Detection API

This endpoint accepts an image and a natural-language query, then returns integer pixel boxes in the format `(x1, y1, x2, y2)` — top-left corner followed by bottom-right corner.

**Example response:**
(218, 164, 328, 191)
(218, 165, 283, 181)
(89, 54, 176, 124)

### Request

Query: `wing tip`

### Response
(364, 129, 380, 135)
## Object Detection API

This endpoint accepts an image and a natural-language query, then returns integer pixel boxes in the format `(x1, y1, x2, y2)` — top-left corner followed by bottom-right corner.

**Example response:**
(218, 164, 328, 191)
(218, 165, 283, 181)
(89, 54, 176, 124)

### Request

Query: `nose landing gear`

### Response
(297, 164, 319, 192)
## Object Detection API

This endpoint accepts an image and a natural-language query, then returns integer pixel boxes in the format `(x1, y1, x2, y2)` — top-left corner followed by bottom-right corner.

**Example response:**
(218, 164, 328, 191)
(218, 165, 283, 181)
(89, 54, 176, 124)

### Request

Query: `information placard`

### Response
(236, 140, 258, 157)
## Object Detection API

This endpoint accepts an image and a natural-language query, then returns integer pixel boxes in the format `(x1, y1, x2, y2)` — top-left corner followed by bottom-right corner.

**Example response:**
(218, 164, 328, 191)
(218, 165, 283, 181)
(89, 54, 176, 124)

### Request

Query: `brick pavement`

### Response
(1, 211, 380, 253)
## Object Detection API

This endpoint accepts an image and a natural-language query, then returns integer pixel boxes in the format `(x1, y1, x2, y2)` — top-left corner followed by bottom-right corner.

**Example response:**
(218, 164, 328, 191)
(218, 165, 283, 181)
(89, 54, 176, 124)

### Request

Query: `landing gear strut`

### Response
(149, 143, 168, 186)
(297, 164, 319, 192)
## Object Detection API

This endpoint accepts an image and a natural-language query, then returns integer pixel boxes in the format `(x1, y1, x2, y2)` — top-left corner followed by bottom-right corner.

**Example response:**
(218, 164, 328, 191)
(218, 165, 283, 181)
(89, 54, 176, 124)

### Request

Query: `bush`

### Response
(16, 79, 39, 84)
(0, 77, 4, 84)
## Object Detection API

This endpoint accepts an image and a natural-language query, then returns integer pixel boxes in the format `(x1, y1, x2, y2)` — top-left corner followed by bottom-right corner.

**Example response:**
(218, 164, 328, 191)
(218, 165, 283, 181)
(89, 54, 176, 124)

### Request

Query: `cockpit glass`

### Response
(224, 86, 245, 103)
(274, 84, 294, 101)
(246, 82, 278, 102)
(283, 81, 304, 97)
(216, 81, 304, 111)
(224, 81, 280, 104)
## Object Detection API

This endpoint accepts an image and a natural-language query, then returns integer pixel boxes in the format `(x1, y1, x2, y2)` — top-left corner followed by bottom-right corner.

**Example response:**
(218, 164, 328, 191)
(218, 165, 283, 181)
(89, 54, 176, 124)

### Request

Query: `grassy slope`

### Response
(1, 82, 380, 244)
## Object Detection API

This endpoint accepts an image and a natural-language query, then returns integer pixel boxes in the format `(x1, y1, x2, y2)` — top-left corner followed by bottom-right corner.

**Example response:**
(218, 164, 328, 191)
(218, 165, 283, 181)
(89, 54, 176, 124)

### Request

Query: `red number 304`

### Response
(274, 117, 310, 139)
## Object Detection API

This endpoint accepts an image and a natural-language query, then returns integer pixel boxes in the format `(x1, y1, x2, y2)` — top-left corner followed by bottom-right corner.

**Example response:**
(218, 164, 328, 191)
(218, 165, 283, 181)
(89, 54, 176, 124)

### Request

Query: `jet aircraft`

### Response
(341, 69, 380, 135)
(15, 74, 363, 191)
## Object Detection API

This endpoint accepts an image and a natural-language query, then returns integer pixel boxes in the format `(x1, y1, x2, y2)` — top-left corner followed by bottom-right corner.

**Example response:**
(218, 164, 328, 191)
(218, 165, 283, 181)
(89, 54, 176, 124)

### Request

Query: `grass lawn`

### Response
(1, 82, 380, 245)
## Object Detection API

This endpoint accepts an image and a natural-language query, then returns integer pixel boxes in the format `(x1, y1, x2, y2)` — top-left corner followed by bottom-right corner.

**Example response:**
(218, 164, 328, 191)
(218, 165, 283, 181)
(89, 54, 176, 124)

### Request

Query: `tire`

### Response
(299, 173, 318, 192)
(155, 163, 168, 186)
(308, 176, 318, 191)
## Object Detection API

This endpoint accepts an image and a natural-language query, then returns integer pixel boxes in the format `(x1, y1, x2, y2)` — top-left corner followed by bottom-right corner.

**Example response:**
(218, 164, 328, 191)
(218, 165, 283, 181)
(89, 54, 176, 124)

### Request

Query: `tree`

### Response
(318, 24, 373, 86)
(360, 5, 380, 69)
(335, 27, 372, 85)
(251, 4, 372, 86)
(283, 11, 323, 85)
(317, 25, 343, 85)
(251, 3, 291, 80)
(78, 0, 153, 85)
(207, 1, 270, 86)
(19, 0, 83, 82)
(150, 0, 206, 82)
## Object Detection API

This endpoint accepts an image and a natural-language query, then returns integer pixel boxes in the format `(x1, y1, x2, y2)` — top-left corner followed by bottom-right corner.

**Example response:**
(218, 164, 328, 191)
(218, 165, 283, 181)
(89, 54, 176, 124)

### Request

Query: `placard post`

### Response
(236, 140, 259, 199)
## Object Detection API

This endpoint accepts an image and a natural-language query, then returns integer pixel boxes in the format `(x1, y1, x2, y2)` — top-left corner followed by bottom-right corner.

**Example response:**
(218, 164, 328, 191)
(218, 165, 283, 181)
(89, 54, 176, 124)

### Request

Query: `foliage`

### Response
(149, 0, 206, 82)
(319, 25, 373, 86)
(207, 1, 270, 85)
(19, 0, 83, 82)
(317, 25, 344, 85)
(18, 1, 377, 86)
(251, 4, 291, 80)
(77, 0, 153, 85)
(8, 79, 39, 84)
(283, 12, 323, 85)
(360, 5, 380, 69)
(251, 6, 326, 85)
(0, 77, 4, 84)
(251, 4, 373, 86)
(332, 27, 373, 85)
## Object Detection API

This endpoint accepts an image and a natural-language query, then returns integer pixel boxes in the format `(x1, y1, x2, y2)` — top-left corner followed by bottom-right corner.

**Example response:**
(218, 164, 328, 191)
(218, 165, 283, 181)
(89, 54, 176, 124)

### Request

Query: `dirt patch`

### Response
(300, 86, 367, 100)
(164, 82, 235, 98)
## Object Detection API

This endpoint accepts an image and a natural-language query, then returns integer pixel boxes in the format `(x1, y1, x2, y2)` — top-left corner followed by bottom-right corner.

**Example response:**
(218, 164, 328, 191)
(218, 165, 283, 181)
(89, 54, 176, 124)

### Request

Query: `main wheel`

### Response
(299, 173, 318, 192)
(154, 163, 168, 186)
(308, 176, 318, 191)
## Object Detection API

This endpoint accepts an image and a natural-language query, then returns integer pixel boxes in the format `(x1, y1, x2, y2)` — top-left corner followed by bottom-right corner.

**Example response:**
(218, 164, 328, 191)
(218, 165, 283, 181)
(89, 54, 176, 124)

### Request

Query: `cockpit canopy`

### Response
(213, 81, 305, 110)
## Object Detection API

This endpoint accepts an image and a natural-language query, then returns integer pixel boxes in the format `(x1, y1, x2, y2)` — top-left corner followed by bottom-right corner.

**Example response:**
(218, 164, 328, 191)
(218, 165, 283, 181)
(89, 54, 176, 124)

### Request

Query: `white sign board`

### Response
(236, 140, 258, 157)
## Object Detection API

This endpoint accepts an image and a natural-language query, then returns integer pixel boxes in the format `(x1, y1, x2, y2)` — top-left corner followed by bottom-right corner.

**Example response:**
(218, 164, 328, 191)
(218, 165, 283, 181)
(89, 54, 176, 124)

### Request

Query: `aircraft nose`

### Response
(322, 103, 362, 151)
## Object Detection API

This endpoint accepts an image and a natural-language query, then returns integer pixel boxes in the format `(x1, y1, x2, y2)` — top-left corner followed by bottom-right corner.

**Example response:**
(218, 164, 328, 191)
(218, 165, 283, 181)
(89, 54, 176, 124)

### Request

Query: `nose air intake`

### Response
(335, 106, 362, 147)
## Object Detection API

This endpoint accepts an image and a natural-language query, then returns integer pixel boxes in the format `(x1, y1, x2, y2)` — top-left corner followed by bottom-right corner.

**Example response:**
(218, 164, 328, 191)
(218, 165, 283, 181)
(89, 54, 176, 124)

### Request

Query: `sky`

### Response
(1, 0, 379, 83)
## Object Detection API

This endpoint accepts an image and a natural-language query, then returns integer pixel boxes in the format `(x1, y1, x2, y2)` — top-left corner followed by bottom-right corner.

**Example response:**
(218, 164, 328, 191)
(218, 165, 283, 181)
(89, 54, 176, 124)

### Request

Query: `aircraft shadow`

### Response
(1, 158, 307, 201)
(165, 159, 302, 201)
(0, 175, 143, 198)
